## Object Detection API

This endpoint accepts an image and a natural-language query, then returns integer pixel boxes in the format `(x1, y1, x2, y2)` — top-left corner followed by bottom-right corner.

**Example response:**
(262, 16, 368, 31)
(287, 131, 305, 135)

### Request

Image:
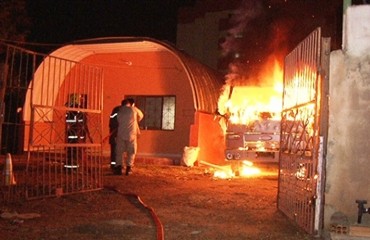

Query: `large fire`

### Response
(217, 58, 284, 128)
(212, 57, 284, 178)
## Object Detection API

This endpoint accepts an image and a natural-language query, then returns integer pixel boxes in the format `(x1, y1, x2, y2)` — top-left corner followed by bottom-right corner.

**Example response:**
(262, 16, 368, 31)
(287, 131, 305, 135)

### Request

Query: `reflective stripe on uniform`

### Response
(64, 164, 79, 168)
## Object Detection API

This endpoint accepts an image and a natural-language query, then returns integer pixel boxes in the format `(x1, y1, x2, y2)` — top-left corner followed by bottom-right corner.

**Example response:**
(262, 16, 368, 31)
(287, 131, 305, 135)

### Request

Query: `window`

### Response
(129, 96, 176, 130)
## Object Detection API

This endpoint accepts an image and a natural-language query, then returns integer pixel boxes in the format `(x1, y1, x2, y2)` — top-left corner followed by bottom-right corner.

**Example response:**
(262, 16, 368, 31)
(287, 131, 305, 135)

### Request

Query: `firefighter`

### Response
(109, 105, 120, 169)
(65, 94, 89, 169)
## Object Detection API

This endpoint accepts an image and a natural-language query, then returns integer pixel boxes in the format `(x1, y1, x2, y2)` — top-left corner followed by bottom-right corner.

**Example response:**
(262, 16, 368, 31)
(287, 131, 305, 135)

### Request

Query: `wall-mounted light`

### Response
(120, 59, 132, 66)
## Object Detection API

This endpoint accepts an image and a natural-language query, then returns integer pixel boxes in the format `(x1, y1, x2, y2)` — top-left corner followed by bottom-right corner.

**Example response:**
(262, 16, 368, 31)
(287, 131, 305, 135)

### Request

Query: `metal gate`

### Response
(277, 28, 330, 235)
(0, 43, 104, 201)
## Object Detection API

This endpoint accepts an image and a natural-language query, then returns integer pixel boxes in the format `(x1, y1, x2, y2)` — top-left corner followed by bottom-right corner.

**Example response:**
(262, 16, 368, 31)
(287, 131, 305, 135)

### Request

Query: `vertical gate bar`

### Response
(94, 67, 98, 110)
(51, 58, 57, 113)
(71, 62, 76, 100)
(44, 146, 49, 196)
(48, 59, 54, 145)
(314, 37, 331, 236)
(36, 148, 40, 197)
(315, 136, 324, 235)
(84, 64, 89, 108)
(100, 68, 104, 187)
(48, 147, 53, 196)
(90, 66, 94, 110)
(55, 58, 60, 107)
(32, 149, 36, 198)
(45, 57, 50, 108)
(49, 147, 54, 196)
(84, 65, 88, 190)
(4, 47, 12, 100)
(67, 60, 72, 102)
(84, 146, 88, 189)
(61, 59, 67, 107)
(89, 66, 94, 109)
(40, 148, 43, 197)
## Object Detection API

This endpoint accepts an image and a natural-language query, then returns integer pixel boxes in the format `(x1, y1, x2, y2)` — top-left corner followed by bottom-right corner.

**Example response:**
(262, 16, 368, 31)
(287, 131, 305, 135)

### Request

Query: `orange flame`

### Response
(284, 65, 317, 109)
(239, 160, 261, 177)
(213, 161, 261, 179)
(217, 58, 284, 127)
(213, 170, 235, 179)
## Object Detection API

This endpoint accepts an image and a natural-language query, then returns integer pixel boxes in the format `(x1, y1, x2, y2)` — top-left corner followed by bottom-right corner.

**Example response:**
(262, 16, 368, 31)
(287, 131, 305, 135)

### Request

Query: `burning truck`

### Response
(225, 110, 280, 162)
(218, 85, 283, 163)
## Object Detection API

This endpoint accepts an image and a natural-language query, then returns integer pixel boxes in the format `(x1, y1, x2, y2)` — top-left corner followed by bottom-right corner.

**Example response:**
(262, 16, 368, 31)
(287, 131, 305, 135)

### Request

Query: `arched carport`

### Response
(24, 37, 225, 164)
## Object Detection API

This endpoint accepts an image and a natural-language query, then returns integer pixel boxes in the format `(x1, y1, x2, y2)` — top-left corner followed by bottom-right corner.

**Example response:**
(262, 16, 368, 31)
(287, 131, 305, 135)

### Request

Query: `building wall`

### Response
(325, 5, 370, 229)
(177, 10, 231, 70)
(189, 111, 225, 165)
(177, 0, 241, 70)
(81, 51, 196, 159)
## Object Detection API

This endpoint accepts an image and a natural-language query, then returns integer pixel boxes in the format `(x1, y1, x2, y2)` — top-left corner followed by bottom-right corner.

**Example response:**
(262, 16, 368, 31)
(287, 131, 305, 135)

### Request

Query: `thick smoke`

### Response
(218, 0, 287, 116)
(220, 1, 262, 58)
(220, 0, 331, 86)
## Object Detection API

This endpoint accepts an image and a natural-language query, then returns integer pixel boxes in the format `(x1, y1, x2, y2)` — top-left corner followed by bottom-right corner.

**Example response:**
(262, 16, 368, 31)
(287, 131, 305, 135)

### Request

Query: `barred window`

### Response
(129, 96, 175, 131)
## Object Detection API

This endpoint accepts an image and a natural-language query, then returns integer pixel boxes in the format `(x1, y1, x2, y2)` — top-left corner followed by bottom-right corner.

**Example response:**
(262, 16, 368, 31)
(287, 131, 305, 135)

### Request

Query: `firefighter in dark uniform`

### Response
(65, 94, 88, 169)
(109, 105, 120, 169)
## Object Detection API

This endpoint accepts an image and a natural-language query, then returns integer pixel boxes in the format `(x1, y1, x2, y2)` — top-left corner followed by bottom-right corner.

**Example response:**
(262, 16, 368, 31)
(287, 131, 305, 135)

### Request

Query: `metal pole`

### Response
(0, 60, 9, 153)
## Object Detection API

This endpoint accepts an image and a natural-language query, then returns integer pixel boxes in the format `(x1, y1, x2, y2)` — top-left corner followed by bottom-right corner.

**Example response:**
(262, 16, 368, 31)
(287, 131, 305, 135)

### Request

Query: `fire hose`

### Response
(105, 186, 164, 240)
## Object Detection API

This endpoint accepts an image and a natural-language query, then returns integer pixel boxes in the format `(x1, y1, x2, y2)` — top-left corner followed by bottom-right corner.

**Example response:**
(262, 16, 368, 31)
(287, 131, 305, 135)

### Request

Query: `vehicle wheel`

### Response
(226, 152, 233, 160)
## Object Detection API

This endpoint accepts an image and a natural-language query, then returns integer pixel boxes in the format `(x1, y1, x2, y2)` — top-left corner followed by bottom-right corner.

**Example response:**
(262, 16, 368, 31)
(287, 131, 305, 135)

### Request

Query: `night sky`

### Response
(26, 0, 195, 47)
(24, 0, 345, 74)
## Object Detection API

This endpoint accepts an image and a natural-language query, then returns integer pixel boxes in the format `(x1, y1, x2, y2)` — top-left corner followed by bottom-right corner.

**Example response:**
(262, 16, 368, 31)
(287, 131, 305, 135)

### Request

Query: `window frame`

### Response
(127, 95, 176, 131)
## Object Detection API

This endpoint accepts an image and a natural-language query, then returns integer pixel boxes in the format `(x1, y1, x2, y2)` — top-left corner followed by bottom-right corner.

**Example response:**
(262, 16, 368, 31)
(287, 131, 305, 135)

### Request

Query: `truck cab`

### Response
(225, 112, 280, 162)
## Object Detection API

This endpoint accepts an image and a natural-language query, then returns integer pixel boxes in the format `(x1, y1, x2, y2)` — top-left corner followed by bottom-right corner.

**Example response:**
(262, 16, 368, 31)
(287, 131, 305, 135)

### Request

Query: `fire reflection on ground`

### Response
(238, 161, 261, 177)
(200, 160, 278, 180)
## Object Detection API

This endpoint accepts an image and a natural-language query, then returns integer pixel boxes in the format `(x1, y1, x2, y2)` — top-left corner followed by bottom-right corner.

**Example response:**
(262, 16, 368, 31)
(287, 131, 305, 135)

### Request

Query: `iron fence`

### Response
(0, 43, 104, 202)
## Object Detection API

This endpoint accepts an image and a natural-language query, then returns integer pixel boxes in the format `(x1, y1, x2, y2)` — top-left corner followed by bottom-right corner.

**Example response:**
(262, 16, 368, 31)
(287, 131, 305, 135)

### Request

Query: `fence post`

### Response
(0, 62, 9, 151)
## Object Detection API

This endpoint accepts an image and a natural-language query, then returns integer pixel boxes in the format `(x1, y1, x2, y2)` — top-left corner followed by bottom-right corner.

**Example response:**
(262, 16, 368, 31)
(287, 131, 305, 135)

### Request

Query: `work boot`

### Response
(125, 166, 132, 176)
(113, 165, 122, 175)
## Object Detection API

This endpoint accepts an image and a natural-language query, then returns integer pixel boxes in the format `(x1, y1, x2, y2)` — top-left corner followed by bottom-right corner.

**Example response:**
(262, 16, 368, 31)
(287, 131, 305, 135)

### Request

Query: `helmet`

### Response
(68, 94, 81, 106)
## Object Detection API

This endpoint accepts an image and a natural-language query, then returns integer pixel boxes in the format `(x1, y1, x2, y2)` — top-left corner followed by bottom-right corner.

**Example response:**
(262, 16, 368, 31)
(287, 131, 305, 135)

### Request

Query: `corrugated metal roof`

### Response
(178, 51, 223, 113)
(38, 37, 223, 113)
(49, 38, 170, 63)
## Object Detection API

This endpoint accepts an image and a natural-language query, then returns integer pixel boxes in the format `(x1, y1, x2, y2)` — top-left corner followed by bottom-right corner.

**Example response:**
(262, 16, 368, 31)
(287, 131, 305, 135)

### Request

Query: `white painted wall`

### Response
(342, 5, 370, 57)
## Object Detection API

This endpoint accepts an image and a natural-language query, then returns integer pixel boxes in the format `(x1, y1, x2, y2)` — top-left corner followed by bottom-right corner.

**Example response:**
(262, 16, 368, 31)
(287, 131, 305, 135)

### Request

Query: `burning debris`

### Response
(200, 160, 276, 180)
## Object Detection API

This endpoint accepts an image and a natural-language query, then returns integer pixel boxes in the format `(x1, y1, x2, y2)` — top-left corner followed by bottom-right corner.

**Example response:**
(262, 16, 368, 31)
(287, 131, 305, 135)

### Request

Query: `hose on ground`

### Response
(105, 186, 164, 240)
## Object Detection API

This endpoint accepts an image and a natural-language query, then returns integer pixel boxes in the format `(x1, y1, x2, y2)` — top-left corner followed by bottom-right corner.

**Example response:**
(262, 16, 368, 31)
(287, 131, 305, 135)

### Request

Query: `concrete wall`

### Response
(325, 4, 370, 230)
